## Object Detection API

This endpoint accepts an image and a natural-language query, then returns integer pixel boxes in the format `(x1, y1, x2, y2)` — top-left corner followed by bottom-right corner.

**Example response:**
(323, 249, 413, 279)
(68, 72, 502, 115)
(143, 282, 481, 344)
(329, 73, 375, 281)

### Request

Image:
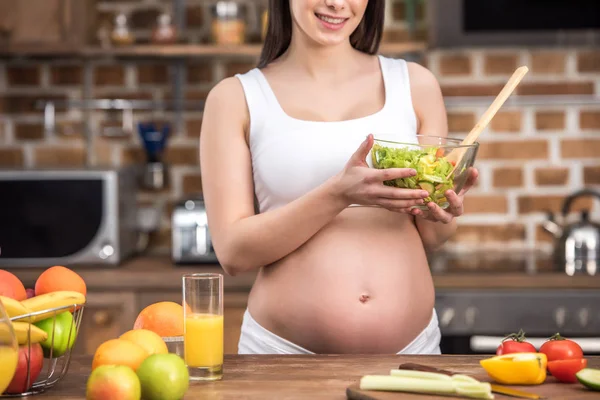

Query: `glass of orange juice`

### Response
(0, 298, 19, 394)
(182, 273, 223, 381)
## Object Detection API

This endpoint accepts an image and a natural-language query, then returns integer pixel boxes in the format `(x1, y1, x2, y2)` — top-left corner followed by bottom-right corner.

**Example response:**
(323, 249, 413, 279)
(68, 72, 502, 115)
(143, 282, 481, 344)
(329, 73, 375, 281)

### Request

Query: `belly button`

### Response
(359, 294, 370, 303)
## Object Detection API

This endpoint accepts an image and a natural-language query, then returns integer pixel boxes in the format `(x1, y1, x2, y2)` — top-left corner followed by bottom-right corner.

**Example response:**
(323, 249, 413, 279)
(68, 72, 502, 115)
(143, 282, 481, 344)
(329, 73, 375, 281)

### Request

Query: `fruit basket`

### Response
(1, 293, 85, 397)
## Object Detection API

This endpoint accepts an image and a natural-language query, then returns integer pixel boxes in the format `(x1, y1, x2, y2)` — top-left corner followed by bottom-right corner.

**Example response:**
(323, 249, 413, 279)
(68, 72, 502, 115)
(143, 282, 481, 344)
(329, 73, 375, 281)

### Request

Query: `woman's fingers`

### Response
(457, 167, 478, 196)
(427, 202, 453, 223)
(378, 198, 425, 209)
(373, 185, 430, 200)
(368, 168, 417, 183)
(349, 134, 374, 166)
(445, 190, 463, 216)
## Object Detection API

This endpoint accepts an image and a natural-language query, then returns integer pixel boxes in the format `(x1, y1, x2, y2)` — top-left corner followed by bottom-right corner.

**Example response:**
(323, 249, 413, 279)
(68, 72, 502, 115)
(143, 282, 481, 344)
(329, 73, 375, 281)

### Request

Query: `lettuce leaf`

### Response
(371, 143, 455, 205)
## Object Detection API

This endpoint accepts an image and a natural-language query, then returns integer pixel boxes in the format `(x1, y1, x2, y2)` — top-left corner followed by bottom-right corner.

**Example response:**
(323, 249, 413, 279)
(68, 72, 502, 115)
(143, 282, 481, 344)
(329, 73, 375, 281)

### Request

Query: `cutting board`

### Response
(347, 361, 600, 399)
(346, 380, 599, 400)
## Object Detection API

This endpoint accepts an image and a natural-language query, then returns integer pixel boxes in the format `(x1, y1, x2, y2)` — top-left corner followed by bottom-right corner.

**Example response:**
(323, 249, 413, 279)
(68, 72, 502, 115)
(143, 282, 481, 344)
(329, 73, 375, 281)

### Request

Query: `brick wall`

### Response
(432, 48, 600, 253)
(0, 0, 599, 256)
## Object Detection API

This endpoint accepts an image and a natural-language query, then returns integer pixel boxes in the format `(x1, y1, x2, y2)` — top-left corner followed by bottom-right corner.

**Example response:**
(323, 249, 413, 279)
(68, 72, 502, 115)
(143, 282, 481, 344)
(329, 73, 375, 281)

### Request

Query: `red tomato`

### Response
(496, 329, 537, 355)
(539, 333, 584, 362)
(496, 340, 537, 355)
(547, 359, 587, 383)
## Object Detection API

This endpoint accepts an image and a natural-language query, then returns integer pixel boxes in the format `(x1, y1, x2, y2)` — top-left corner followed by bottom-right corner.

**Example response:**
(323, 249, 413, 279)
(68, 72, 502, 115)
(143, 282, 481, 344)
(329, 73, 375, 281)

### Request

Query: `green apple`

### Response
(136, 354, 189, 400)
(34, 311, 77, 357)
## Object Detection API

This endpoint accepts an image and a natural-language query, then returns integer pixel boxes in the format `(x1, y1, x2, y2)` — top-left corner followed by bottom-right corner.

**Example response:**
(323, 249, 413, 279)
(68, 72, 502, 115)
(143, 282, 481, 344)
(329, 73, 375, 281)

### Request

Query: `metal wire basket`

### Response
(3, 303, 85, 397)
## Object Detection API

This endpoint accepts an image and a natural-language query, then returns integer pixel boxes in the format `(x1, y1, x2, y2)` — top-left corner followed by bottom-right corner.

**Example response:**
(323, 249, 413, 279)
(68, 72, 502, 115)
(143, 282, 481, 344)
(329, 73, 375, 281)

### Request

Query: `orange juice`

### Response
(184, 313, 223, 367)
(0, 345, 18, 393)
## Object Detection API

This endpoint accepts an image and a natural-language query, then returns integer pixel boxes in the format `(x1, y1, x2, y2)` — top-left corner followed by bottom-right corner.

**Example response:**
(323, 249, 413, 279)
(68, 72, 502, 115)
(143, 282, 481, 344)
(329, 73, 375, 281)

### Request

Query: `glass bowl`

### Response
(366, 135, 479, 210)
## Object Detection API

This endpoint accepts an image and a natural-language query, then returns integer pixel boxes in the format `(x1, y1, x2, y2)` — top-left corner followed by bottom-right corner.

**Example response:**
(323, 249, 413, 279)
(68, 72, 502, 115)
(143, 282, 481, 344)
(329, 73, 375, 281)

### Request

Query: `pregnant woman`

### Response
(199, 0, 478, 354)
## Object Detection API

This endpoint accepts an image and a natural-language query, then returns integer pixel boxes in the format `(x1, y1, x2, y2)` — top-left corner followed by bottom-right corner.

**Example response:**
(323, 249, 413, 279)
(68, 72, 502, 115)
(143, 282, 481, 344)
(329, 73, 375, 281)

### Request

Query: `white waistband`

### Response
(238, 309, 441, 355)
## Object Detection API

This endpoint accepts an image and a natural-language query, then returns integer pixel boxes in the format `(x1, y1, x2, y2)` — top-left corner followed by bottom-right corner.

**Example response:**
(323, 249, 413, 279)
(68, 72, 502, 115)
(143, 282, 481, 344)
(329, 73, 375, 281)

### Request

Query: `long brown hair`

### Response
(257, 0, 385, 68)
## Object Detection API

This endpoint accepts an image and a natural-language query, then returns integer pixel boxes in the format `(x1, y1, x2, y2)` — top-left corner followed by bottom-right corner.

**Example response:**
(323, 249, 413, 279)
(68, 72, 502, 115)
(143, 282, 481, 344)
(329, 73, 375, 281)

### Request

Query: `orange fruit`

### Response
(35, 266, 87, 297)
(120, 329, 168, 356)
(0, 270, 27, 300)
(92, 338, 149, 372)
(133, 302, 184, 337)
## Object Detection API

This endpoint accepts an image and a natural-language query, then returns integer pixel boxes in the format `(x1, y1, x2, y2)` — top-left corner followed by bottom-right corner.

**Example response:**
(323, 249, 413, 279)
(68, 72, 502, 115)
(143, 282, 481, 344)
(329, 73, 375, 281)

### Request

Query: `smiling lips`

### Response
(315, 13, 348, 30)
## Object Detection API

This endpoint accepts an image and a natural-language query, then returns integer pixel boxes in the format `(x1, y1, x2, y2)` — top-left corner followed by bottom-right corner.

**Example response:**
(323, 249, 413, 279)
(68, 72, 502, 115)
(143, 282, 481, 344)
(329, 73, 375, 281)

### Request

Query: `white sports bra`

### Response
(235, 55, 419, 213)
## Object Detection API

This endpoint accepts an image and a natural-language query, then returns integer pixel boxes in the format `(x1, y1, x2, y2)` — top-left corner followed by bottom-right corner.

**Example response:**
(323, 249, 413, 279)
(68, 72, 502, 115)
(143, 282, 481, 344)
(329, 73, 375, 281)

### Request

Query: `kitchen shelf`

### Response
(0, 41, 427, 59)
(0, 0, 426, 168)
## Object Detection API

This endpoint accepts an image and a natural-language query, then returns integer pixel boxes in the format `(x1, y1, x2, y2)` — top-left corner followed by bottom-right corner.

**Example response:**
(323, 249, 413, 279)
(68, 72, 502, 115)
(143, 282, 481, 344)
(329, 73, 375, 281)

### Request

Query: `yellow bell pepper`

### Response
(480, 352, 547, 385)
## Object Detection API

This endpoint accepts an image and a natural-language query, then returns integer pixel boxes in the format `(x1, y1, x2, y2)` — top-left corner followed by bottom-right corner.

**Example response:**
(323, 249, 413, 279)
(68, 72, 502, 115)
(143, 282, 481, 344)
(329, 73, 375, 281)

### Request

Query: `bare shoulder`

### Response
(203, 76, 250, 136)
(205, 76, 247, 112)
(406, 61, 442, 95)
(405, 61, 447, 134)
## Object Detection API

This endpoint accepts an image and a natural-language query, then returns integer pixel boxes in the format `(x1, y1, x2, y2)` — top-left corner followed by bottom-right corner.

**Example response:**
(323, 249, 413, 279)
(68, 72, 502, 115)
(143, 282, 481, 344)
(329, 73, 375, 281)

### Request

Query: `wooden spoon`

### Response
(445, 66, 529, 176)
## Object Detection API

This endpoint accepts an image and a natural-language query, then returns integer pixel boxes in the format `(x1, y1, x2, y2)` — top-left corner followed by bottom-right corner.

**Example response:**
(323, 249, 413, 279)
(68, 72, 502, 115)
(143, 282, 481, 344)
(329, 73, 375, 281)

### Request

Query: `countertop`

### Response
(4, 254, 600, 291)
(33, 354, 600, 399)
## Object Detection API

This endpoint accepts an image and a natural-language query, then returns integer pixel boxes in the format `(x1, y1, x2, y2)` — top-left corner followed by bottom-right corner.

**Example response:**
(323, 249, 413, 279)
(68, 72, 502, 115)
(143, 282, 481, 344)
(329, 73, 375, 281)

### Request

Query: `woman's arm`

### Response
(200, 78, 426, 275)
(200, 78, 347, 275)
(407, 62, 458, 251)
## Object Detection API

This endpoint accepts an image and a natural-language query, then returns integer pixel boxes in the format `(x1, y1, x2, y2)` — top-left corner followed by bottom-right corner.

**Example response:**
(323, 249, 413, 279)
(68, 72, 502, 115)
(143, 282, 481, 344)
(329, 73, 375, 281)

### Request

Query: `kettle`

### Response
(542, 188, 600, 276)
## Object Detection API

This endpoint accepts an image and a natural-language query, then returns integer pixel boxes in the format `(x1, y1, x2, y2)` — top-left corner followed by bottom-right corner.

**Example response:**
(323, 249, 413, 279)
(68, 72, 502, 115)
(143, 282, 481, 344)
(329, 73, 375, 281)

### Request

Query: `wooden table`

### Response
(34, 354, 600, 399)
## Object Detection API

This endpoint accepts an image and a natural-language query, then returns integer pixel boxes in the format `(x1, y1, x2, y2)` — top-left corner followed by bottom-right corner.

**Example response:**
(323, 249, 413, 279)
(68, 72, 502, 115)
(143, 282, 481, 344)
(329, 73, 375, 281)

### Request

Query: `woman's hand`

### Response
(332, 134, 430, 212)
(411, 167, 479, 223)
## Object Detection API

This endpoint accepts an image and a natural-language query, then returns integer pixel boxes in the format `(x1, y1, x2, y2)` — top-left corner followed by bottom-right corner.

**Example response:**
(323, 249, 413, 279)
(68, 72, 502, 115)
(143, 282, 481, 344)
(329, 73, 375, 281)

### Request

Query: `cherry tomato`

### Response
(539, 333, 584, 362)
(496, 329, 537, 355)
(547, 358, 587, 383)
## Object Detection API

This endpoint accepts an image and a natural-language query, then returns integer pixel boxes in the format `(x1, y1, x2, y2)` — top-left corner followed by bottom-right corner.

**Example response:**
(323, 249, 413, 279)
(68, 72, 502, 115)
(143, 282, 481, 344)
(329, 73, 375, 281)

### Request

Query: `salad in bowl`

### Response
(367, 135, 479, 210)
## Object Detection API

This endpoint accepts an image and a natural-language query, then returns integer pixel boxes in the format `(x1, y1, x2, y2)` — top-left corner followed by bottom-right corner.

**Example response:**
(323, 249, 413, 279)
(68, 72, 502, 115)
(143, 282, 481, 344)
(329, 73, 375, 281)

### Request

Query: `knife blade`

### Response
(397, 363, 545, 399)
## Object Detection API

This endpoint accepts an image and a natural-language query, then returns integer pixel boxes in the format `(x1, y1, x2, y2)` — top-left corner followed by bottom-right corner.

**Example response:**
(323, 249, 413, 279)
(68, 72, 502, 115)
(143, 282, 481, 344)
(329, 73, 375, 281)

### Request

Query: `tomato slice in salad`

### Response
(547, 358, 588, 383)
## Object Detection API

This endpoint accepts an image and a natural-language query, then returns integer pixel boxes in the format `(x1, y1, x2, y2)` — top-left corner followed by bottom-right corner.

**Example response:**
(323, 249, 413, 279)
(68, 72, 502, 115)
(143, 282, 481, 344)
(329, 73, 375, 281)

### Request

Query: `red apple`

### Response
(86, 365, 141, 400)
(26, 289, 35, 299)
(6, 343, 44, 394)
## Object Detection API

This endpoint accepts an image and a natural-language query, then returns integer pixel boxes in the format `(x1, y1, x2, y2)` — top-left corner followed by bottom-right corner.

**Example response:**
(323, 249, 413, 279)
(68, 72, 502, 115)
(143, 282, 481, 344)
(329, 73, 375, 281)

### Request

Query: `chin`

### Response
(312, 33, 349, 47)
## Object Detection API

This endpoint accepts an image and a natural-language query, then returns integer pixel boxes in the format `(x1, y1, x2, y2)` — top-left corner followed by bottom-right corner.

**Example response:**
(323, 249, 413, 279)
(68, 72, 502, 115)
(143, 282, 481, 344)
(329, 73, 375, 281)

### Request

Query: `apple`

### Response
(25, 288, 35, 299)
(86, 365, 141, 400)
(34, 311, 77, 358)
(136, 354, 189, 400)
(6, 343, 44, 394)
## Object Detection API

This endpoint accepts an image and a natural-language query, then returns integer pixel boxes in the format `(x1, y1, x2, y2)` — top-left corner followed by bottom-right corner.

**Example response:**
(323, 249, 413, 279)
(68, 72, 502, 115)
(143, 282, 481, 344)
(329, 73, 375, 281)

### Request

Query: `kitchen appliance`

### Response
(542, 188, 600, 276)
(171, 195, 218, 264)
(436, 289, 600, 355)
(0, 167, 138, 267)
(429, 0, 600, 47)
(430, 251, 600, 356)
(138, 121, 170, 191)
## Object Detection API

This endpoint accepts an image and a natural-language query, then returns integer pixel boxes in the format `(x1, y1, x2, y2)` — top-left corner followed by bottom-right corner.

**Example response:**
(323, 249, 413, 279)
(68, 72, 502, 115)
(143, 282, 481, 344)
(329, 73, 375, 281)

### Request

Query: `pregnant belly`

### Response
(247, 208, 436, 354)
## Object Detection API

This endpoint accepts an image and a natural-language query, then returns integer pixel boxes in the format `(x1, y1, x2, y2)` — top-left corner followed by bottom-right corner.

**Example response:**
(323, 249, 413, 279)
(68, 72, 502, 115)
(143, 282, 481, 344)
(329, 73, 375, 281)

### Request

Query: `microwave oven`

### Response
(0, 167, 139, 267)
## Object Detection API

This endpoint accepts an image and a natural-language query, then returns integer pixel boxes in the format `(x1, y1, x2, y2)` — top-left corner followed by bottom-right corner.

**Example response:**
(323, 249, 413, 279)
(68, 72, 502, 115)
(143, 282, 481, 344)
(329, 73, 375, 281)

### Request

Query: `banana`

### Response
(20, 291, 86, 323)
(11, 321, 48, 345)
(0, 295, 32, 319)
